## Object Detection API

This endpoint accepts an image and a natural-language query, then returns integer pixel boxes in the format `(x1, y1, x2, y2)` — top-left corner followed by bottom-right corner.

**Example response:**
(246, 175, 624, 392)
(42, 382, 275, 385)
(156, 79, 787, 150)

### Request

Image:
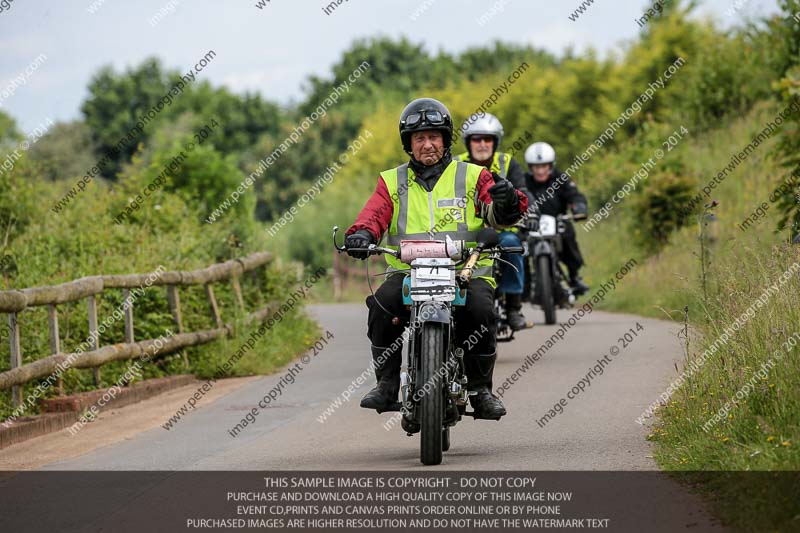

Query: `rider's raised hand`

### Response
(488, 179, 519, 211)
(344, 229, 375, 260)
(526, 208, 540, 232)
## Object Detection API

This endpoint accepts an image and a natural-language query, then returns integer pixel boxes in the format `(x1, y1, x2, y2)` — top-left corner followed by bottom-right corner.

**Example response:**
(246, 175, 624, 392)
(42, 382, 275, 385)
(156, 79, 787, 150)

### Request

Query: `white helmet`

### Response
(461, 113, 504, 149)
(525, 142, 556, 165)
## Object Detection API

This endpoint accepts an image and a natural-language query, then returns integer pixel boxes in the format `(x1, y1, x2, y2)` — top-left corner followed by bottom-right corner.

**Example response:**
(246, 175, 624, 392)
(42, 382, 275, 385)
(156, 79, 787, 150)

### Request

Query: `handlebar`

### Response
(456, 245, 524, 285)
(332, 226, 399, 258)
(332, 226, 522, 284)
(562, 211, 589, 221)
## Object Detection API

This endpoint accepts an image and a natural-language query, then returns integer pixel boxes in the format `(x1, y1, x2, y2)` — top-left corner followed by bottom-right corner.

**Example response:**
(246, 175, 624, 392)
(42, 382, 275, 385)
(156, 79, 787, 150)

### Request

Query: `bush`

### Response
(633, 171, 698, 252)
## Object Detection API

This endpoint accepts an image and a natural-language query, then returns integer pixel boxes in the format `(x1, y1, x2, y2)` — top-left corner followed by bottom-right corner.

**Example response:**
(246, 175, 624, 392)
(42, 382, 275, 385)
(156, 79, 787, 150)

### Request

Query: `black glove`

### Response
(571, 202, 588, 220)
(526, 209, 540, 232)
(344, 230, 375, 260)
(488, 179, 519, 213)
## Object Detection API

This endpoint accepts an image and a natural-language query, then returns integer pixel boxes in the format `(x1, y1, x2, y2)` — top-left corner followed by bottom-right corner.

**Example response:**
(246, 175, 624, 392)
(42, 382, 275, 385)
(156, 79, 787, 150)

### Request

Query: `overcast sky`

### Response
(0, 0, 781, 133)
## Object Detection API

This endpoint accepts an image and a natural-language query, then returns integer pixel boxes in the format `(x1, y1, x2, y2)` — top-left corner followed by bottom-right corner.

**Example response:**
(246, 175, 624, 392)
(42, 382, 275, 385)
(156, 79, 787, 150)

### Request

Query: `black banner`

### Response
(1, 471, 797, 532)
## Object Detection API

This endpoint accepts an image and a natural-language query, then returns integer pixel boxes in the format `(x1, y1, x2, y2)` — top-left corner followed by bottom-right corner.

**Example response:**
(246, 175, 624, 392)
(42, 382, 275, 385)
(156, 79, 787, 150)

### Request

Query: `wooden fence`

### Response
(330, 251, 386, 301)
(0, 252, 274, 408)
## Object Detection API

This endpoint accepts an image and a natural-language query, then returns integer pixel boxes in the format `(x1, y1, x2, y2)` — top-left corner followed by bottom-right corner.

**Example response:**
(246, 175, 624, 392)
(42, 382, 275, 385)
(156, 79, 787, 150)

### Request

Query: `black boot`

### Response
(401, 415, 420, 435)
(504, 293, 530, 331)
(569, 273, 589, 296)
(360, 345, 401, 412)
(465, 352, 506, 420)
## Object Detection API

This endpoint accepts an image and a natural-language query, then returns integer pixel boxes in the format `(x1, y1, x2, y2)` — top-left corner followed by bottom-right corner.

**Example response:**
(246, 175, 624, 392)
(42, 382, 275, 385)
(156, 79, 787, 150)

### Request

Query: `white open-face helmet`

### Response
(461, 113, 504, 150)
(525, 142, 556, 166)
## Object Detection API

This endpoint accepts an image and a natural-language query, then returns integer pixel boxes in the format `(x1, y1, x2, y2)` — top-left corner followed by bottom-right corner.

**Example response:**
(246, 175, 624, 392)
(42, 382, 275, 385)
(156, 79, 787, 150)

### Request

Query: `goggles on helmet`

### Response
(403, 110, 445, 129)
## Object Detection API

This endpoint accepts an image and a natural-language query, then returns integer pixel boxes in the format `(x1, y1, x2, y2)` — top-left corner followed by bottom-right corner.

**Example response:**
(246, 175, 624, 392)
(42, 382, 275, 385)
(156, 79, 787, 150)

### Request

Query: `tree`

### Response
(82, 58, 176, 178)
(771, 1, 800, 239)
(27, 121, 97, 182)
(81, 58, 283, 179)
(457, 41, 554, 81)
(299, 37, 451, 116)
(175, 84, 282, 157)
(0, 110, 22, 147)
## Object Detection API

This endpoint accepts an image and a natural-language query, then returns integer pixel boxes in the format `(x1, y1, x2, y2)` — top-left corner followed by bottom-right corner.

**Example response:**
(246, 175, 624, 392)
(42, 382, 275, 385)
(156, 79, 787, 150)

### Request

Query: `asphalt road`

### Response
(24, 303, 725, 531)
(38, 303, 684, 471)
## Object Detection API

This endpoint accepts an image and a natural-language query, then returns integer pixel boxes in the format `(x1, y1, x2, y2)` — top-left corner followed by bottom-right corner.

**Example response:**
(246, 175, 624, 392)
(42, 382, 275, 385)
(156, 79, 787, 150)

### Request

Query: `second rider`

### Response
(455, 113, 534, 331)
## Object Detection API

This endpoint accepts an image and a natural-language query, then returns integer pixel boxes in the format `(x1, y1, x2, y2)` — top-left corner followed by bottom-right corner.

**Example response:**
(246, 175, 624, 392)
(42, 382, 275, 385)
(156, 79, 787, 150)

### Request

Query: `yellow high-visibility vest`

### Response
(380, 160, 495, 287)
(454, 151, 510, 179)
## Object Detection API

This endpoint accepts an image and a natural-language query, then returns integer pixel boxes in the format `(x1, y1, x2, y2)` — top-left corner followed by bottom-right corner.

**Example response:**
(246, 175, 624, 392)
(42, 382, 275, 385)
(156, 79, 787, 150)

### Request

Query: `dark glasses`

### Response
(404, 110, 445, 128)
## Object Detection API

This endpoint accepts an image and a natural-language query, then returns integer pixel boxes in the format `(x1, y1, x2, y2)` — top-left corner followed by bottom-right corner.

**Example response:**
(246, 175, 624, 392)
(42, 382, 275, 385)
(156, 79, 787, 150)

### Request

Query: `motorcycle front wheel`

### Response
(537, 255, 557, 325)
(419, 322, 445, 465)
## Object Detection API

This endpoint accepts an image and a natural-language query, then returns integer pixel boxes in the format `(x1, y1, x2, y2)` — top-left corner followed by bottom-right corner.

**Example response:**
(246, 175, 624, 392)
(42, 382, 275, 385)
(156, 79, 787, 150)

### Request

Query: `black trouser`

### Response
(559, 220, 584, 277)
(366, 273, 497, 383)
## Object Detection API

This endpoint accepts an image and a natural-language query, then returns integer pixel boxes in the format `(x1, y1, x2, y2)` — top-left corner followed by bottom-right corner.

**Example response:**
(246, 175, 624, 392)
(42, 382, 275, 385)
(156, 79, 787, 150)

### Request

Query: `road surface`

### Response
(1, 303, 726, 531)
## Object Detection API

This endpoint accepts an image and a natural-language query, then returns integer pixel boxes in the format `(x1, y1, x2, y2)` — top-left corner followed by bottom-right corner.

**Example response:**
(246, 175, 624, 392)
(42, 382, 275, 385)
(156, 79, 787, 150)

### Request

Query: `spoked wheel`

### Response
(496, 326, 515, 342)
(419, 322, 445, 466)
(537, 255, 557, 325)
(495, 298, 514, 342)
(442, 427, 451, 452)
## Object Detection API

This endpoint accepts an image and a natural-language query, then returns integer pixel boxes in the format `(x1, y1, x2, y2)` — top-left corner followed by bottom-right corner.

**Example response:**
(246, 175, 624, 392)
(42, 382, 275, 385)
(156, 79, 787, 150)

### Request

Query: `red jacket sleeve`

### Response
(346, 176, 394, 241)
(474, 168, 529, 216)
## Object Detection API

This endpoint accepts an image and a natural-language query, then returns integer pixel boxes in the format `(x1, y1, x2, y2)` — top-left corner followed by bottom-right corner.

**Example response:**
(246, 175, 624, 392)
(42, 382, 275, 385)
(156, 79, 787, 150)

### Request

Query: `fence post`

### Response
(122, 288, 134, 344)
(166, 285, 188, 369)
(230, 276, 245, 312)
(87, 295, 101, 387)
(166, 286, 183, 333)
(205, 284, 223, 329)
(47, 304, 63, 395)
(8, 312, 22, 407)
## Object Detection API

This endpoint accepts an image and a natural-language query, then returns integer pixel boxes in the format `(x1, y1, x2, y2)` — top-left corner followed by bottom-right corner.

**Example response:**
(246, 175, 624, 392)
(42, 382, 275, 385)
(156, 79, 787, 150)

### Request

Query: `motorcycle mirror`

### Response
(476, 227, 499, 250)
(332, 225, 347, 252)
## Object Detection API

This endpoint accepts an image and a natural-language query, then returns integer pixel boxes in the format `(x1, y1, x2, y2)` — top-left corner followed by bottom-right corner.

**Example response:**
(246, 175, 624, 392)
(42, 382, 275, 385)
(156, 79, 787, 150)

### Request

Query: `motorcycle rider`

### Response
(524, 142, 589, 295)
(454, 113, 533, 331)
(344, 98, 528, 420)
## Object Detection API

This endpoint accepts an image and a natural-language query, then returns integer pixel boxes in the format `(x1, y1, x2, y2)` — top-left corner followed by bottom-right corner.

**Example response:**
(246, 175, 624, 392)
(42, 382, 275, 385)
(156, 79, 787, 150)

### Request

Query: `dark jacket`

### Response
(525, 167, 587, 217)
(457, 152, 533, 208)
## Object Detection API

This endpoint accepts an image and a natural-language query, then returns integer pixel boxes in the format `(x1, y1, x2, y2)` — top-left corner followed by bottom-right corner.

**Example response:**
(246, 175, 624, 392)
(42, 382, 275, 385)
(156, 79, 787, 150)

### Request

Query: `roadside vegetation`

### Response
(1, 0, 799, 528)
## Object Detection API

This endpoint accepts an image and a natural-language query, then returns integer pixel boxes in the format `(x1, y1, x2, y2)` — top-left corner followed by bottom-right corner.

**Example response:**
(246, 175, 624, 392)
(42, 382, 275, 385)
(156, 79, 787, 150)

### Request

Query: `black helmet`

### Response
(399, 98, 454, 153)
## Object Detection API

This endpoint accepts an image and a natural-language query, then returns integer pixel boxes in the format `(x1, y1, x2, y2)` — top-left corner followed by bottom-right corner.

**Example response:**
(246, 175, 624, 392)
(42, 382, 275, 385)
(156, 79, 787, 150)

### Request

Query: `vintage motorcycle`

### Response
(333, 226, 521, 466)
(523, 213, 578, 325)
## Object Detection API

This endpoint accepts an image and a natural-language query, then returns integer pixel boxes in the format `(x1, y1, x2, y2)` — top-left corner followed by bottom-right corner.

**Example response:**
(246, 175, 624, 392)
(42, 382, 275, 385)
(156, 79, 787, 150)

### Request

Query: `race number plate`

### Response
(536, 215, 557, 237)
(415, 267, 451, 281)
(410, 258, 456, 301)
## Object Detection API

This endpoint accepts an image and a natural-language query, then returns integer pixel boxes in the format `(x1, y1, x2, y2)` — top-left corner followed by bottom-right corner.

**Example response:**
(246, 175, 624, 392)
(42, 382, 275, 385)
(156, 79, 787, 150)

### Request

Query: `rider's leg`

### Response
(560, 221, 589, 295)
(464, 352, 505, 419)
(497, 231, 529, 331)
(363, 273, 408, 411)
(456, 278, 507, 419)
